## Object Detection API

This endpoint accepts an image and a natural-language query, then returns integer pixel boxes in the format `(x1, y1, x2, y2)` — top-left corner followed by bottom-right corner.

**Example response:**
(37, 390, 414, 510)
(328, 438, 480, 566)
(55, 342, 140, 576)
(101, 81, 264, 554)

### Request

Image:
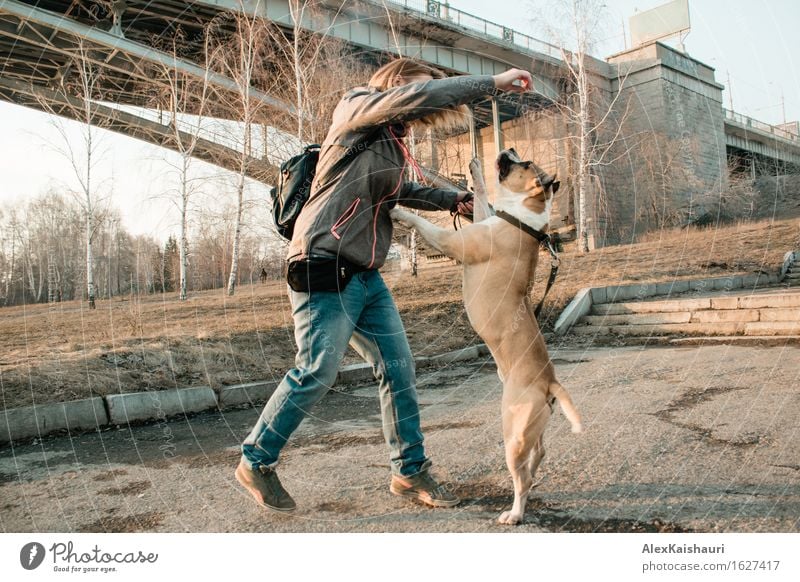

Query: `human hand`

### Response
(452, 192, 474, 215)
(492, 69, 534, 93)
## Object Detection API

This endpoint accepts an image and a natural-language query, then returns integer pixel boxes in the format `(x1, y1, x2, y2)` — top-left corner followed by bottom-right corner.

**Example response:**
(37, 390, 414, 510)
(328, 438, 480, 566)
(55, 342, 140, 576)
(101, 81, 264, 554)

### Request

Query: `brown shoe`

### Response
(390, 462, 460, 508)
(235, 460, 296, 512)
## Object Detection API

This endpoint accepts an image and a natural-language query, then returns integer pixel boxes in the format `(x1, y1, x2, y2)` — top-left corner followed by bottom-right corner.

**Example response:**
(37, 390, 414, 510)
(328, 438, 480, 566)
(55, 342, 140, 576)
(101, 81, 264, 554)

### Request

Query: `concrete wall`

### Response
(604, 42, 728, 239)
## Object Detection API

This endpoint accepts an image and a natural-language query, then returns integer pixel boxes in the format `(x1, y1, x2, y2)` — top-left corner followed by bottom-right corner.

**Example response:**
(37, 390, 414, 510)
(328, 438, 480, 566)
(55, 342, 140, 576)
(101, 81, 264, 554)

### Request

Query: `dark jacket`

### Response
(287, 74, 497, 269)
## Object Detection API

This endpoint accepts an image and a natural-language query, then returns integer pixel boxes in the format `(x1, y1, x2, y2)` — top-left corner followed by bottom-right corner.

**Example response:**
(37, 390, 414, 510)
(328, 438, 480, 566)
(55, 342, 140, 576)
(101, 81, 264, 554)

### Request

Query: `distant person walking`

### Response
(236, 58, 533, 512)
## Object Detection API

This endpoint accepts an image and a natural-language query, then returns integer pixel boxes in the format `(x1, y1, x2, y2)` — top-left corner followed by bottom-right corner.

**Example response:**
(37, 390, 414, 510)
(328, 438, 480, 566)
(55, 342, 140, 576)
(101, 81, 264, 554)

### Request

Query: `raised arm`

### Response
(340, 67, 533, 133)
(343, 75, 495, 132)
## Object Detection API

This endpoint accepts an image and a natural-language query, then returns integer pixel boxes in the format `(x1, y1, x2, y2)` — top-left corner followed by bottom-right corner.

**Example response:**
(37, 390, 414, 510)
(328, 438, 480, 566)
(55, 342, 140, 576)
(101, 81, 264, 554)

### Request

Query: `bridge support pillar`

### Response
(491, 98, 504, 156)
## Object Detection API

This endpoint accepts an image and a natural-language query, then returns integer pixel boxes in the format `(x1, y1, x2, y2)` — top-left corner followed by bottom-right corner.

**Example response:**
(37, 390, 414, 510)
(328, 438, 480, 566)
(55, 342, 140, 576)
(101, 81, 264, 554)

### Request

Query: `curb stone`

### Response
(0, 345, 493, 445)
(336, 363, 375, 384)
(106, 386, 218, 424)
(416, 345, 481, 368)
(219, 381, 279, 409)
(0, 397, 108, 444)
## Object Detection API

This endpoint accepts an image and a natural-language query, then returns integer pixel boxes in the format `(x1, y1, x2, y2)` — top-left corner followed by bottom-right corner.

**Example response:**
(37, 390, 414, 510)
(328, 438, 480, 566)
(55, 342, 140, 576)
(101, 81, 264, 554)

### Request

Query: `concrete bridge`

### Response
(1, 0, 797, 242)
(724, 108, 800, 173)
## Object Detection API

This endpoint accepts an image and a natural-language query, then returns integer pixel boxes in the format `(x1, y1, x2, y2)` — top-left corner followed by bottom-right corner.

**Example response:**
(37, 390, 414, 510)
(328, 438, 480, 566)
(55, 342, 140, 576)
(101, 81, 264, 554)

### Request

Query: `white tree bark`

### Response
(288, 0, 305, 141)
(576, 44, 591, 253)
(179, 154, 189, 302)
(4, 221, 15, 305)
(227, 173, 245, 295)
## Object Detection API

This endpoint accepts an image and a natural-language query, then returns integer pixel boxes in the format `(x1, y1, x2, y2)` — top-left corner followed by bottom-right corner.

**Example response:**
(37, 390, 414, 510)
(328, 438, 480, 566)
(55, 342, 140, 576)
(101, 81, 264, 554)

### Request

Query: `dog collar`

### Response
(494, 210, 550, 244)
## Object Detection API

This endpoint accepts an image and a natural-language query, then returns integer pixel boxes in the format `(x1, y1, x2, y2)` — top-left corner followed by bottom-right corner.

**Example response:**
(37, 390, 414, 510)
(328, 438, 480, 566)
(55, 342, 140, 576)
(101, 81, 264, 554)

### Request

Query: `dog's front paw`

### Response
(469, 157, 484, 180)
(469, 158, 488, 196)
(390, 207, 414, 227)
(498, 510, 523, 526)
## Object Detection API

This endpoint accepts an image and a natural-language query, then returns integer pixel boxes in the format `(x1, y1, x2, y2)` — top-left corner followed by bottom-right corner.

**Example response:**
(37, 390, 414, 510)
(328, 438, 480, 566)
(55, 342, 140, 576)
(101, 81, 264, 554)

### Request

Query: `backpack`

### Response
(269, 144, 320, 241)
(269, 131, 380, 240)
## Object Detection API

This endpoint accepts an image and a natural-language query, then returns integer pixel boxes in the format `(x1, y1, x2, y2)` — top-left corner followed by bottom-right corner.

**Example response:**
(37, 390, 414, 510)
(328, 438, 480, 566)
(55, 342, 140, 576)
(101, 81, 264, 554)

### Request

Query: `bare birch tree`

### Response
(531, 0, 635, 252)
(152, 36, 215, 301)
(262, 1, 368, 145)
(1, 209, 18, 306)
(36, 41, 112, 308)
(207, 3, 270, 296)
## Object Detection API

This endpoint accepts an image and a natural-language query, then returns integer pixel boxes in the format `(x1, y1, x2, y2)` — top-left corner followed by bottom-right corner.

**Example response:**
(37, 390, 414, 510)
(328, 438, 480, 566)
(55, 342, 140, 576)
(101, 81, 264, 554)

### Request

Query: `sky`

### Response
(1, 0, 798, 242)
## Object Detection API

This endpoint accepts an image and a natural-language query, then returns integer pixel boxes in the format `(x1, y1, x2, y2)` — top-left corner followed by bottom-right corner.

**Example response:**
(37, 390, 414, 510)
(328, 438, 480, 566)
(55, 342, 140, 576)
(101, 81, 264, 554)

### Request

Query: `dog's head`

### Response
(496, 148, 559, 215)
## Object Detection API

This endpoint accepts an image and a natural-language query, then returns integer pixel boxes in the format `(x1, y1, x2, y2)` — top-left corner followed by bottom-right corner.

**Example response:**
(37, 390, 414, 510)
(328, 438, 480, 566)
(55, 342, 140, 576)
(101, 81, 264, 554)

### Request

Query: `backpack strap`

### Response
(317, 128, 383, 188)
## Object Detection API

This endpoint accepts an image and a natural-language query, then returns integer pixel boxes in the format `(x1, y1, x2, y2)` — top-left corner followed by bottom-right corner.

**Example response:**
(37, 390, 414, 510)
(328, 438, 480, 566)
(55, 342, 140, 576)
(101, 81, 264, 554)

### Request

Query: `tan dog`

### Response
(391, 148, 582, 525)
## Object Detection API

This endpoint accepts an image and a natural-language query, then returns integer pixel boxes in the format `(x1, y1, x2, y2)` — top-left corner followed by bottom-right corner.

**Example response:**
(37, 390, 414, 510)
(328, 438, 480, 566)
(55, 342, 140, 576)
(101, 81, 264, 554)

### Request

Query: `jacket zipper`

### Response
(368, 162, 406, 269)
(330, 198, 361, 240)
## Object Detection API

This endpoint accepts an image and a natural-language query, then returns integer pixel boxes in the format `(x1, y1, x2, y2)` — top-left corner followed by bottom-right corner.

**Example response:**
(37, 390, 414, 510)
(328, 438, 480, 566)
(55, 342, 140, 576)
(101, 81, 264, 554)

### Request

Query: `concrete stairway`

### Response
(571, 288, 800, 341)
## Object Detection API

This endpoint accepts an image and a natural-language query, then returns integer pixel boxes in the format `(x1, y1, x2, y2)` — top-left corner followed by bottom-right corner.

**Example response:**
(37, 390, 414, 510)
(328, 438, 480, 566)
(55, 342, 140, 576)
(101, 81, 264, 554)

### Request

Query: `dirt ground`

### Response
(1, 343, 798, 533)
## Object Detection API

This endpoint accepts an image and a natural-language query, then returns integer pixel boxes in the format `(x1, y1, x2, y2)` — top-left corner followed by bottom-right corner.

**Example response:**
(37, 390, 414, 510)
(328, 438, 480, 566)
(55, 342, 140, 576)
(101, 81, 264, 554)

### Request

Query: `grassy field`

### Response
(1, 217, 798, 409)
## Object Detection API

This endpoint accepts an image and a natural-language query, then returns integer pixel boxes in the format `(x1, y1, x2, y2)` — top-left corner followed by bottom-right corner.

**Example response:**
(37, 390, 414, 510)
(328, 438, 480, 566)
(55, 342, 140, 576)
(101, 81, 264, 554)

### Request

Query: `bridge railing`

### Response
(379, 0, 563, 59)
(724, 108, 799, 145)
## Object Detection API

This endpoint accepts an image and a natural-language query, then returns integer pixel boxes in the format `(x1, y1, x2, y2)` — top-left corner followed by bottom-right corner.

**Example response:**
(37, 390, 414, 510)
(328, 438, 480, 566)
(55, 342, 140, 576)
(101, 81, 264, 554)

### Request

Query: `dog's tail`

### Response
(549, 382, 583, 433)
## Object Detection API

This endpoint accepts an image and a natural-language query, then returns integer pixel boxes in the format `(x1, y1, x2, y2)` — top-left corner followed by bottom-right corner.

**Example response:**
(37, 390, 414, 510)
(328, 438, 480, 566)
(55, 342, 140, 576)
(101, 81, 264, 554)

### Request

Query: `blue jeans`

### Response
(241, 269, 428, 477)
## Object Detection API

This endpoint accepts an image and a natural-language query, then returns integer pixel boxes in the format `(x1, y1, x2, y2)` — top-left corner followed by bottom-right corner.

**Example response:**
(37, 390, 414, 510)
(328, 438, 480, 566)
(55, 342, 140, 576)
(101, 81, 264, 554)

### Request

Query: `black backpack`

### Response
(270, 144, 320, 241)
(269, 132, 380, 240)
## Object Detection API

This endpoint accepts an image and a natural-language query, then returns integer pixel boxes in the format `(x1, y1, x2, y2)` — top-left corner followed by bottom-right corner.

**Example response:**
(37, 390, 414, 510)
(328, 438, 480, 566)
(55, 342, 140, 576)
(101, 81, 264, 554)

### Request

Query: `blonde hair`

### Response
(368, 58, 469, 134)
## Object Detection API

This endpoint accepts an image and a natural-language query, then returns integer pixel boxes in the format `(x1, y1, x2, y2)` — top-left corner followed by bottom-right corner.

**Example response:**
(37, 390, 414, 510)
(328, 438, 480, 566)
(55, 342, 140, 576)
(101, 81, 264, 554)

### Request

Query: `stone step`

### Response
(591, 298, 713, 315)
(758, 307, 800, 321)
(571, 322, 745, 337)
(669, 336, 800, 346)
(580, 312, 692, 326)
(738, 294, 800, 309)
(581, 307, 799, 327)
(572, 320, 800, 337)
(743, 322, 800, 336)
(592, 292, 800, 315)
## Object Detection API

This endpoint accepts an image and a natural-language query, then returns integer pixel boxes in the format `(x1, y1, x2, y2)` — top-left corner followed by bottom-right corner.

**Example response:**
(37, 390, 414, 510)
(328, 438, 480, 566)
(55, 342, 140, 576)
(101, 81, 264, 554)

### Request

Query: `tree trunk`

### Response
(86, 213, 96, 308)
(3, 231, 14, 305)
(289, 0, 304, 140)
(35, 249, 45, 302)
(576, 52, 591, 254)
(179, 155, 189, 301)
(227, 174, 245, 296)
(410, 229, 418, 277)
(23, 238, 36, 302)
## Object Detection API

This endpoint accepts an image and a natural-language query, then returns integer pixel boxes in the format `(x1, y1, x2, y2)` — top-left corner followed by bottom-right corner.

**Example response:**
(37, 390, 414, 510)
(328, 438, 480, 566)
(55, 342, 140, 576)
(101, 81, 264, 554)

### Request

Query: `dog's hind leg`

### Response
(498, 395, 550, 525)
(529, 434, 546, 488)
(498, 433, 535, 525)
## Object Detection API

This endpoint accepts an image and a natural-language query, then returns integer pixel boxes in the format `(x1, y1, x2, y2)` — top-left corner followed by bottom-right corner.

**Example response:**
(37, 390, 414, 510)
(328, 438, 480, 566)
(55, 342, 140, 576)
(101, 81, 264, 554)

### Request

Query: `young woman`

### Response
(236, 58, 533, 513)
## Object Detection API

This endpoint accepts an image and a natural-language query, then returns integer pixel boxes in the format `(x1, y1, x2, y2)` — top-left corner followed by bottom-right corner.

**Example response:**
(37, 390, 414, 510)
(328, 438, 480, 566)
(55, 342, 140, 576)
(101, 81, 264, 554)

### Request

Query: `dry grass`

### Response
(1, 217, 798, 409)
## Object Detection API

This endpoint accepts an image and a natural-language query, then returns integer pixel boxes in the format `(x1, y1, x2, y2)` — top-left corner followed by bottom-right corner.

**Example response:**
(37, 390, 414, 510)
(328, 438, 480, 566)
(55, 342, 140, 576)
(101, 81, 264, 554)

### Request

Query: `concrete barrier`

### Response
(554, 288, 593, 335)
(219, 381, 280, 409)
(337, 363, 376, 384)
(106, 386, 218, 425)
(780, 250, 797, 281)
(416, 345, 482, 368)
(0, 343, 497, 445)
(0, 397, 108, 444)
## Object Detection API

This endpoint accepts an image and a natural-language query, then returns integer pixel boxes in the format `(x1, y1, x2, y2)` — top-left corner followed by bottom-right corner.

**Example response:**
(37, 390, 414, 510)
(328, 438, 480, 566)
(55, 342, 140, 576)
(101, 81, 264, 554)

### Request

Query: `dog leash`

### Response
(494, 210, 560, 319)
